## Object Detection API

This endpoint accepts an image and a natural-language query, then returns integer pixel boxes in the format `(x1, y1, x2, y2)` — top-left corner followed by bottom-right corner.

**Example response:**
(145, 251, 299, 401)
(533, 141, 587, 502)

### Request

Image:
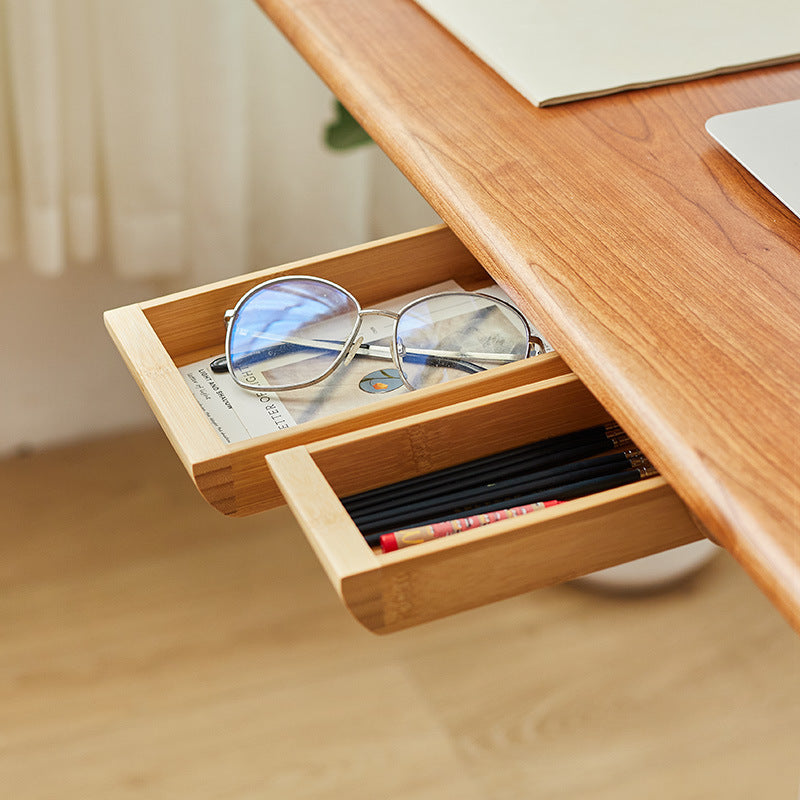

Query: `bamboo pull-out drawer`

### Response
(104, 224, 570, 516)
(106, 222, 704, 633)
(267, 373, 704, 634)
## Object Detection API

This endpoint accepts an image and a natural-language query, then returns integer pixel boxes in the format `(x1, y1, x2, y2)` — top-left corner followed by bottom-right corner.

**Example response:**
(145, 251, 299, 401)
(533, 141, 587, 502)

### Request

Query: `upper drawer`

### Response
(104, 224, 570, 515)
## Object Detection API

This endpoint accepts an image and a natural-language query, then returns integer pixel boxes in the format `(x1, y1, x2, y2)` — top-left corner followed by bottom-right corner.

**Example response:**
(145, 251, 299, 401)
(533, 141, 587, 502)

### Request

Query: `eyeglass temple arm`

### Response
(211, 338, 488, 375)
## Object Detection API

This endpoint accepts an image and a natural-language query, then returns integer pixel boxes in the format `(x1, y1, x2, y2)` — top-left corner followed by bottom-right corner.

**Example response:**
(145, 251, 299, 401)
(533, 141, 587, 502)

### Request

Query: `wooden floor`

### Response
(2, 427, 798, 799)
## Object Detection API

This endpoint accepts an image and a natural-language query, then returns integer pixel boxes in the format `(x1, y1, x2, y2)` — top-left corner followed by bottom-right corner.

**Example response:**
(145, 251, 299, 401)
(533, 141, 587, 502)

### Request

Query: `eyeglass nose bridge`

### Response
(358, 308, 402, 356)
(358, 308, 400, 321)
(352, 307, 409, 383)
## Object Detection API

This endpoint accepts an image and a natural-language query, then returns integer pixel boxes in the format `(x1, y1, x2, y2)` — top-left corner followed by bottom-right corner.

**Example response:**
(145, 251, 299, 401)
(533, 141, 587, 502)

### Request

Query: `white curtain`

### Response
(0, 0, 387, 282)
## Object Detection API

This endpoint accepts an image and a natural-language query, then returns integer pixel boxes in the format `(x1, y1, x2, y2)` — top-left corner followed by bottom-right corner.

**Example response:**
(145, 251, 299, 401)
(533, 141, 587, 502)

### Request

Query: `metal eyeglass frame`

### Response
(219, 275, 545, 393)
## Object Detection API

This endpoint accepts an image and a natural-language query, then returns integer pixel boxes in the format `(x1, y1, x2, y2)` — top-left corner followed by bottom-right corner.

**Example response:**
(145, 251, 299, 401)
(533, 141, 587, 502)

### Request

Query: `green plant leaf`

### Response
(324, 100, 373, 151)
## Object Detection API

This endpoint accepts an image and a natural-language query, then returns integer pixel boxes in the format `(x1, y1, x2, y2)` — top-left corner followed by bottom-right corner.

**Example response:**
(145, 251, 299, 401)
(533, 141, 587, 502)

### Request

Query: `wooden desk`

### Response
(253, 0, 800, 632)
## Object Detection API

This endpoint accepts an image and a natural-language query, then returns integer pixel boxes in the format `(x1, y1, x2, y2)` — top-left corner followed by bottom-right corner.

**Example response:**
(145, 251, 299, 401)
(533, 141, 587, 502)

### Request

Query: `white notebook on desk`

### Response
(414, 0, 800, 106)
(706, 99, 800, 220)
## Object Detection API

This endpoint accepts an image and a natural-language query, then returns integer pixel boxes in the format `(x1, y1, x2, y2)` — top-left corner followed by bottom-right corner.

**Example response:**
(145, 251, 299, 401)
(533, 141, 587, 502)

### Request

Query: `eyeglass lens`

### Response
(396, 293, 530, 389)
(227, 278, 359, 389)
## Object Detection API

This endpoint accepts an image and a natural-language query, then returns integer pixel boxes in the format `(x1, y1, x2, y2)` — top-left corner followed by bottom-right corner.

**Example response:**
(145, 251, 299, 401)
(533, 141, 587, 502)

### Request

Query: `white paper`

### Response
(180, 361, 296, 444)
(414, 0, 800, 106)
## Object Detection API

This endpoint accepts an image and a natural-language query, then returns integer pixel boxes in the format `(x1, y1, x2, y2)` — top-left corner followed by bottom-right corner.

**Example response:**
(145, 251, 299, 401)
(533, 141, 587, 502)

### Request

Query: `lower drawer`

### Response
(267, 372, 704, 634)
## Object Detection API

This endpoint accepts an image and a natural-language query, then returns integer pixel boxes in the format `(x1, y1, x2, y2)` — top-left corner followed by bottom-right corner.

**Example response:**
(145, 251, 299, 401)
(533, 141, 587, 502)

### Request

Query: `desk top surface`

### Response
(255, 0, 800, 630)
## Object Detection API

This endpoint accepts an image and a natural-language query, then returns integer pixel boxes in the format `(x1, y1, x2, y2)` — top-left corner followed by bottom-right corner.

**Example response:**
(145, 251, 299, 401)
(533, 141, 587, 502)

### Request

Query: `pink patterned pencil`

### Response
(380, 500, 562, 553)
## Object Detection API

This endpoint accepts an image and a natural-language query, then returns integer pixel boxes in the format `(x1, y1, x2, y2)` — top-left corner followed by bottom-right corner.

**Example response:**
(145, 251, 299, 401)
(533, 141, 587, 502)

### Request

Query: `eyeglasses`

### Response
(216, 275, 544, 393)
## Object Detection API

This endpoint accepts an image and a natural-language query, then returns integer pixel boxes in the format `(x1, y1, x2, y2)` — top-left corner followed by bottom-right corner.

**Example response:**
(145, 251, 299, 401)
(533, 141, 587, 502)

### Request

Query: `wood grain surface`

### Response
(2, 429, 798, 798)
(253, 0, 800, 630)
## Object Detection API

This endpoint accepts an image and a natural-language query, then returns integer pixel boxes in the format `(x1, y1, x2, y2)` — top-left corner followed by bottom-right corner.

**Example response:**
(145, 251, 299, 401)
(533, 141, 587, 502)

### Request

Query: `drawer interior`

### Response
(104, 224, 571, 515)
(267, 373, 704, 634)
(140, 225, 497, 368)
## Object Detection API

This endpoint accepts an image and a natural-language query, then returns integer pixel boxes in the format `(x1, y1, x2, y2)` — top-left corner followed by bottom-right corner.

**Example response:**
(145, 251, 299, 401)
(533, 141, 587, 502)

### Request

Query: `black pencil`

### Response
(348, 447, 645, 519)
(343, 439, 631, 516)
(342, 422, 625, 507)
(352, 450, 645, 533)
(341, 422, 630, 513)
